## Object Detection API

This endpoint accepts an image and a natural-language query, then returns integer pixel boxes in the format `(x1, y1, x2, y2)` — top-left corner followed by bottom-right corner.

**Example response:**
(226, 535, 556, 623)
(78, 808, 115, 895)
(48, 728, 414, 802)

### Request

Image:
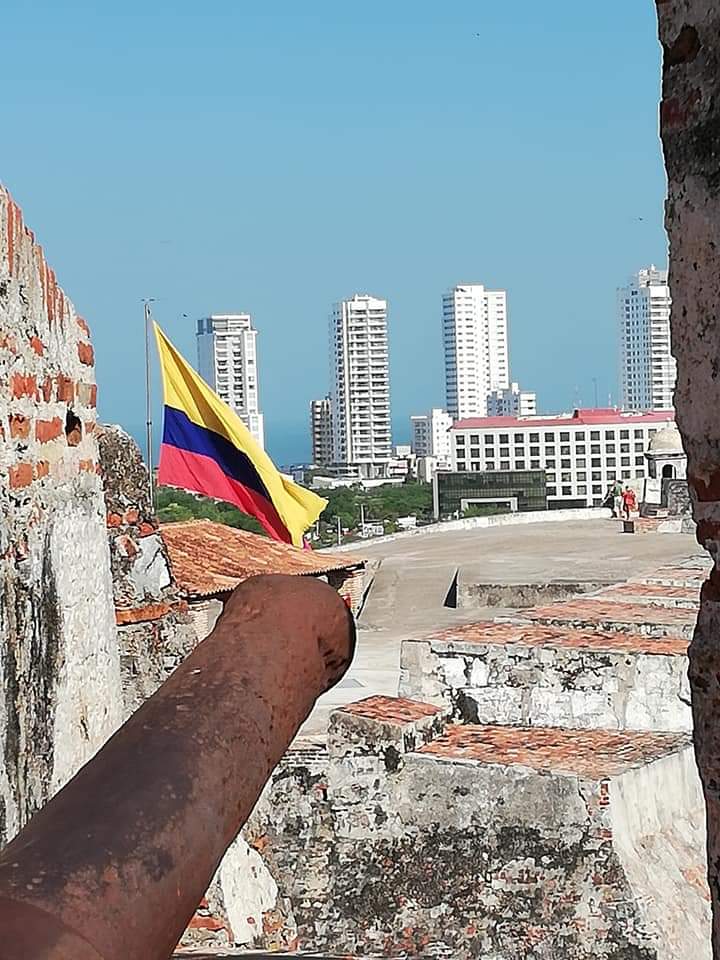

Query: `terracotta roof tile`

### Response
(524, 598, 696, 634)
(161, 519, 364, 598)
(598, 582, 699, 606)
(424, 621, 688, 656)
(418, 725, 690, 779)
(340, 695, 443, 725)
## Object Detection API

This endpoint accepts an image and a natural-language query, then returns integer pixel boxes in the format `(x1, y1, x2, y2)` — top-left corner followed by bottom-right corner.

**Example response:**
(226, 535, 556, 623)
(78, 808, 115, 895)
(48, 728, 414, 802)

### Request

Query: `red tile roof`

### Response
(418, 725, 689, 779)
(452, 407, 674, 431)
(525, 597, 696, 631)
(161, 519, 364, 598)
(340, 695, 443, 725)
(424, 622, 689, 656)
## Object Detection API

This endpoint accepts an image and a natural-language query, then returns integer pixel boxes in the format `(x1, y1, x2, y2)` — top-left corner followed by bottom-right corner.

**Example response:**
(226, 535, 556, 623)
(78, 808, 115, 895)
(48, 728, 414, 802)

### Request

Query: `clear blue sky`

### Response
(2, 0, 668, 464)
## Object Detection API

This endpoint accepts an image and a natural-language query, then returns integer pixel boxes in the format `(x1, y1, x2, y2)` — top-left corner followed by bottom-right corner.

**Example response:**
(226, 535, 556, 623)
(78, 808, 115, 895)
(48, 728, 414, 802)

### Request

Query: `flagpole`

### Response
(143, 299, 155, 512)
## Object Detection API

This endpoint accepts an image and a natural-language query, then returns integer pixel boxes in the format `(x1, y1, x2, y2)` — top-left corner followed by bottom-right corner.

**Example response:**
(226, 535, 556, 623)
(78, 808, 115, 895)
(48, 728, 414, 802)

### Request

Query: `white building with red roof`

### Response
(450, 407, 675, 508)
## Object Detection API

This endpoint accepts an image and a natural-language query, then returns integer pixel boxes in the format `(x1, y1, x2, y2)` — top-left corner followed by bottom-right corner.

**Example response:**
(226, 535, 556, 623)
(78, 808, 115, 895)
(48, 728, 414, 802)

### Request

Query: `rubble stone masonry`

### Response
(0, 185, 122, 839)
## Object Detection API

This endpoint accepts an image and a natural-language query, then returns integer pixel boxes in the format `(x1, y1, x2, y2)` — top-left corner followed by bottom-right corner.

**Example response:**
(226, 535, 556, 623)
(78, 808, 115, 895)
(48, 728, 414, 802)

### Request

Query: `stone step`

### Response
(596, 582, 699, 609)
(632, 565, 708, 589)
(400, 622, 690, 732)
(521, 596, 696, 639)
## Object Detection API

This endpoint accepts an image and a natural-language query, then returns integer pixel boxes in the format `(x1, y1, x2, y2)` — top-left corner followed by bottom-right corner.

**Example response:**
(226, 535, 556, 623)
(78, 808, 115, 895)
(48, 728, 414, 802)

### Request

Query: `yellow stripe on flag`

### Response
(154, 323, 326, 546)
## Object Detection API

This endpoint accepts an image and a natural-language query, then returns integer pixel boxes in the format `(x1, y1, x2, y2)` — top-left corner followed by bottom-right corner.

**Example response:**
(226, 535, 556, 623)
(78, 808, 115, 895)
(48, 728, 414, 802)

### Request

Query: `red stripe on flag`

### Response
(158, 443, 292, 543)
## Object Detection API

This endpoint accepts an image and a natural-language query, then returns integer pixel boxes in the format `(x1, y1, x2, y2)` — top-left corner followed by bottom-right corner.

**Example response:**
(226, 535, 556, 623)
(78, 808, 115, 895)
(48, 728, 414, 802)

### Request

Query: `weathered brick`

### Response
(138, 521, 158, 537)
(115, 602, 171, 626)
(56, 375, 75, 403)
(124, 508, 140, 525)
(107, 512, 123, 528)
(9, 463, 33, 489)
(34, 461, 50, 480)
(11, 374, 38, 399)
(41, 377, 53, 402)
(76, 382, 97, 408)
(9, 414, 31, 439)
(29, 335, 44, 356)
(77, 342, 94, 366)
(35, 417, 63, 443)
(76, 316, 90, 336)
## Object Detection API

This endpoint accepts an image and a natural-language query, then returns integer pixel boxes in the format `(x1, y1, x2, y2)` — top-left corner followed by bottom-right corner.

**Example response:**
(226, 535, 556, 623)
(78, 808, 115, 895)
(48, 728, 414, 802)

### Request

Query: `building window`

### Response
(484, 435, 493, 445)
(577, 484, 587, 495)
(591, 444, 601, 454)
(514, 447, 524, 458)
(500, 447, 509, 457)
(607, 457, 616, 467)
(592, 484, 602, 494)
(516, 460, 526, 469)
(470, 447, 480, 458)
(560, 432, 570, 441)
(500, 460, 510, 470)
(499, 434, 509, 444)
(634, 429, 644, 438)
(471, 462, 481, 471)
(592, 471, 602, 481)
(635, 456, 644, 466)
(620, 443, 630, 453)
(530, 459, 540, 469)
(634, 442, 644, 452)
(545, 446, 554, 456)
(514, 433, 524, 443)
(575, 431, 585, 440)
(457, 462, 466, 471)
(576, 458, 586, 467)
(529, 433, 540, 442)
(486, 461, 495, 470)
(530, 446, 540, 457)
(561, 459, 571, 469)
(547, 486, 557, 495)
(577, 471, 587, 481)
(576, 444, 586, 454)
(592, 458, 601, 468)
(591, 430, 600, 440)
(561, 472, 572, 483)
(546, 458, 556, 468)
(621, 457, 630, 466)
(562, 486, 572, 495)
(544, 433, 554, 442)
(620, 430, 629, 439)
(606, 444, 616, 453)
(470, 434, 480, 444)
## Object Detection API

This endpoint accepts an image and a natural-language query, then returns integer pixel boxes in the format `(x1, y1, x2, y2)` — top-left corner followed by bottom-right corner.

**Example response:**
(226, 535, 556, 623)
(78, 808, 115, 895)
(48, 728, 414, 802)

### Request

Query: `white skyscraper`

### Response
(196, 313, 265, 448)
(310, 396, 333, 466)
(443, 283, 510, 420)
(410, 408, 453, 466)
(330, 294, 392, 478)
(619, 266, 675, 412)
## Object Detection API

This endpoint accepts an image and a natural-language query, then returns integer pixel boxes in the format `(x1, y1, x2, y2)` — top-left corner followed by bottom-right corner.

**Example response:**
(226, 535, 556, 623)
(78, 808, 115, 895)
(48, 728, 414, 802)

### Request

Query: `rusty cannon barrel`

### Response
(0, 574, 355, 960)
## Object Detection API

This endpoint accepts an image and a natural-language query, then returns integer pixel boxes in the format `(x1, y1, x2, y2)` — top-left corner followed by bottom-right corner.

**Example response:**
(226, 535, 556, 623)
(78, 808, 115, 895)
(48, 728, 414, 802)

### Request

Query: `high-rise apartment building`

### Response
(487, 382, 537, 418)
(619, 266, 675, 412)
(410, 408, 453, 467)
(196, 313, 265, 448)
(310, 396, 333, 466)
(330, 294, 392, 478)
(443, 284, 510, 420)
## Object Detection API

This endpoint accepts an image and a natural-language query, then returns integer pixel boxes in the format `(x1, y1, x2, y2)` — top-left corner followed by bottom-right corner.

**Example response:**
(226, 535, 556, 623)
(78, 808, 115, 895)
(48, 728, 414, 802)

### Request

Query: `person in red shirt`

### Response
(622, 486, 637, 520)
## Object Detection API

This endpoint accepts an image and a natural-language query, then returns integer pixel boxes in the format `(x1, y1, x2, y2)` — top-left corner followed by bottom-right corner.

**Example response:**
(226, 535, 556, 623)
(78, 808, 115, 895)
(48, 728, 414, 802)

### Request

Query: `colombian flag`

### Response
(154, 323, 326, 546)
